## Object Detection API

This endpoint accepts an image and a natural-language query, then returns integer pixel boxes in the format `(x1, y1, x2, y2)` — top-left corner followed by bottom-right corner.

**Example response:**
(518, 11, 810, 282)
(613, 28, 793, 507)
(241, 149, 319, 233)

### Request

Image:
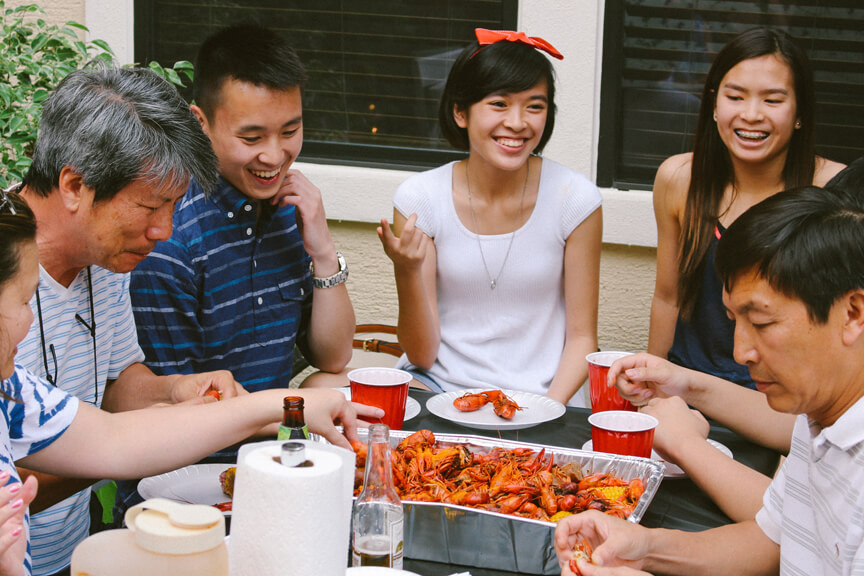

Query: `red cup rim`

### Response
(586, 351, 634, 367)
(348, 367, 412, 386)
(588, 410, 658, 432)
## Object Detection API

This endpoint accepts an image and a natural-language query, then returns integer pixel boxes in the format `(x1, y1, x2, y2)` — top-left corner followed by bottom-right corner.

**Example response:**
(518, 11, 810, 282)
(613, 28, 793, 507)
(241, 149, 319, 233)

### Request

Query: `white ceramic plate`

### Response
(138, 463, 233, 510)
(346, 568, 422, 576)
(581, 439, 733, 479)
(425, 388, 566, 431)
(338, 387, 421, 422)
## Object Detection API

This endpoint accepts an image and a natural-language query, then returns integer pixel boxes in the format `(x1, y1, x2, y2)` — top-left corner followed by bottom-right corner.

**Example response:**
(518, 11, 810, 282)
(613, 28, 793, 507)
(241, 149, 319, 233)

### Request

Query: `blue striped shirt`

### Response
(17, 266, 144, 575)
(130, 176, 312, 392)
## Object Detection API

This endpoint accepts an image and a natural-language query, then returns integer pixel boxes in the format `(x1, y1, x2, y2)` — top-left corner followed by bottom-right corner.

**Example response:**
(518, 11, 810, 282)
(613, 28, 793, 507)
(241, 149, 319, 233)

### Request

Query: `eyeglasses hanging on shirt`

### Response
(35, 266, 99, 405)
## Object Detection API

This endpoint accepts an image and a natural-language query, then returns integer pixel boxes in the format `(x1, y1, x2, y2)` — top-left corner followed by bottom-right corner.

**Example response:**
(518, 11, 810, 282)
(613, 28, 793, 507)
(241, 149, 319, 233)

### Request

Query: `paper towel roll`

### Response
(229, 441, 354, 576)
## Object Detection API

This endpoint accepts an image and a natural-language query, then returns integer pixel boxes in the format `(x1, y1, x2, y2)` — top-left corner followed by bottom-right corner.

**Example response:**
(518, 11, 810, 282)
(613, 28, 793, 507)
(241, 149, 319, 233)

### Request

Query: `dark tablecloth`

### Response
(400, 389, 781, 576)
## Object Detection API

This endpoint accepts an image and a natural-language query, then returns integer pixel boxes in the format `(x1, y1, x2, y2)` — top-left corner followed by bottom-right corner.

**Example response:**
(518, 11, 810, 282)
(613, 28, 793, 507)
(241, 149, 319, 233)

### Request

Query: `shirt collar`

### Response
(201, 175, 257, 221)
(810, 395, 864, 454)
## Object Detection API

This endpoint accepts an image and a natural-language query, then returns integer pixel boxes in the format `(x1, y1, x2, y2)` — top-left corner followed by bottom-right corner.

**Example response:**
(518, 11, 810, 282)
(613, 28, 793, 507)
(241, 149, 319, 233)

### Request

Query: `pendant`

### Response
(490, 280, 496, 290)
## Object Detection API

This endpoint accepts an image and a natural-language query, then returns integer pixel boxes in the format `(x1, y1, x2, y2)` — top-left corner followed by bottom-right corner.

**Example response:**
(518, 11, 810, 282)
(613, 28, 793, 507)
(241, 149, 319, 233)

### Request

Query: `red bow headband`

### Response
(473, 28, 564, 60)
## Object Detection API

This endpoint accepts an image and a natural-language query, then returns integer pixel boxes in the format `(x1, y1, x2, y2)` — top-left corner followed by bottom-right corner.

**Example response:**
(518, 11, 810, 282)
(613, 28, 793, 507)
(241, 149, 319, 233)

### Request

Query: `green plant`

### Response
(0, 1, 194, 188)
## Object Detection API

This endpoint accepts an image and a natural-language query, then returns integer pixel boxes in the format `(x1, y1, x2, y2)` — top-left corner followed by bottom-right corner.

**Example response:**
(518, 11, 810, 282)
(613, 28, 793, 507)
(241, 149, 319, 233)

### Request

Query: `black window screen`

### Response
(134, 0, 517, 170)
(598, 1, 864, 190)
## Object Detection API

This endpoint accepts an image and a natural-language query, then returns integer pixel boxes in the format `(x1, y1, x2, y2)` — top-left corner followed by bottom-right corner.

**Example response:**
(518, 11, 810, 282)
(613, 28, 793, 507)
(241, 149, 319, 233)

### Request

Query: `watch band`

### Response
(311, 252, 349, 289)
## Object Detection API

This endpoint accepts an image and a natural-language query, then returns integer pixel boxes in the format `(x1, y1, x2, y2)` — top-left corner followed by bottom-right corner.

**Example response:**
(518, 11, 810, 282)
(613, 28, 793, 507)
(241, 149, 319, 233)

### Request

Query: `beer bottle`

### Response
(351, 423, 404, 568)
(277, 396, 309, 440)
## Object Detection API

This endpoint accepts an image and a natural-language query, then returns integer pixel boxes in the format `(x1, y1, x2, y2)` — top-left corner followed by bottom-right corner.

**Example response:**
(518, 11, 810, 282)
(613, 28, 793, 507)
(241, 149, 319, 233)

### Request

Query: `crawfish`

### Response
(453, 392, 490, 412)
(569, 540, 593, 575)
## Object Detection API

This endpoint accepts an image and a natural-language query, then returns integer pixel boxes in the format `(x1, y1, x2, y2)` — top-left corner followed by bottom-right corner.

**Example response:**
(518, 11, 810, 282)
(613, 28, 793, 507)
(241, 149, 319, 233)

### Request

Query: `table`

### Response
(399, 389, 781, 576)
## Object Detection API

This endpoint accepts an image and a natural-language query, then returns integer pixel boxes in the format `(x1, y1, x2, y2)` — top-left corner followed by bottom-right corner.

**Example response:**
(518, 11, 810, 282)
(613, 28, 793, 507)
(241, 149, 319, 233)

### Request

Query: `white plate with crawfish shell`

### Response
(426, 388, 566, 431)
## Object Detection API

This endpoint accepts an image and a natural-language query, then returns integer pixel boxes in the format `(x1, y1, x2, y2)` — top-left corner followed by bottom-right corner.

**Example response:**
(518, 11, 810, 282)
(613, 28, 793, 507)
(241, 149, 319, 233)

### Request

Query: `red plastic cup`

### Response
(588, 410, 658, 458)
(348, 368, 412, 431)
(587, 351, 635, 413)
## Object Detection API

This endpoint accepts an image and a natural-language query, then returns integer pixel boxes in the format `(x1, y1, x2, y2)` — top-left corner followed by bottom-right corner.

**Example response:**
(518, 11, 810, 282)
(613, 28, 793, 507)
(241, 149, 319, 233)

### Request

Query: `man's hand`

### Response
(169, 370, 247, 404)
(555, 511, 650, 575)
(638, 397, 709, 464)
(272, 169, 335, 261)
(0, 474, 37, 576)
(377, 214, 428, 271)
(607, 353, 692, 406)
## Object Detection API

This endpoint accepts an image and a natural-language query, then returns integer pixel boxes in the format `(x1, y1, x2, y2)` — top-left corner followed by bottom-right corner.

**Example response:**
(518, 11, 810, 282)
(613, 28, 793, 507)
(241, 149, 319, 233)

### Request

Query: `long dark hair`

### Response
(678, 27, 816, 318)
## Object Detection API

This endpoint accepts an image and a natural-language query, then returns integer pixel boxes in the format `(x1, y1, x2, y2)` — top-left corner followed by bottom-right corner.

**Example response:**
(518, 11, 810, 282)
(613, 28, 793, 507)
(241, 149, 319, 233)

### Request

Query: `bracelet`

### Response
(311, 252, 349, 289)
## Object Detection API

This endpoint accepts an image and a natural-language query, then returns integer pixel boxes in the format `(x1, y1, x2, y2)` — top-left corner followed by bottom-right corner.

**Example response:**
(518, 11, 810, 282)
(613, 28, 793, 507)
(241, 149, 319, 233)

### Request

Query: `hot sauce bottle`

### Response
(351, 423, 404, 568)
(277, 396, 309, 440)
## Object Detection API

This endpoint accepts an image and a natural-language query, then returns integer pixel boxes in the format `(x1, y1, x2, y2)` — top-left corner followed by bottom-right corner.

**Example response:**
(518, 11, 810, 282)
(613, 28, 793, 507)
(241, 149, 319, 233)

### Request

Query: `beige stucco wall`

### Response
(329, 222, 656, 355)
(7, 0, 84, 28)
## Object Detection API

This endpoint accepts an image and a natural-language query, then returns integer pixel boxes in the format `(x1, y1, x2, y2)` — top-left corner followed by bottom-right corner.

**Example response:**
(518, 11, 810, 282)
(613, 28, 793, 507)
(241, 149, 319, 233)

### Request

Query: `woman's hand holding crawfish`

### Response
(378, 213, 428, 271)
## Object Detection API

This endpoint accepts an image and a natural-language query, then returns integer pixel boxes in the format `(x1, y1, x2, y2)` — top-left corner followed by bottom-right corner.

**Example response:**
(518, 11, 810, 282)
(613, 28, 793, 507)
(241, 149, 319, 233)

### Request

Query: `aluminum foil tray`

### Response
(358, 429, 665, 575)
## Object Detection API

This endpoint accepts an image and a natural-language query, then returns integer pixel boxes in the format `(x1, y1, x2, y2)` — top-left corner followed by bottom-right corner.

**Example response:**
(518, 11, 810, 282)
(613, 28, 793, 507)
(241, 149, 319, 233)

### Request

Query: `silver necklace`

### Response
(465, 161, 529, 290)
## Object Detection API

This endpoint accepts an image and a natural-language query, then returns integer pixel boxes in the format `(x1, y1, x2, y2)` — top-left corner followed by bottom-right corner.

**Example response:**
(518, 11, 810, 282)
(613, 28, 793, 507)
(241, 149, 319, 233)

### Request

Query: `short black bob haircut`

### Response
(715, 185, 864, 325)
(193, 23, 307, 120)
(438, 40, 557, 154)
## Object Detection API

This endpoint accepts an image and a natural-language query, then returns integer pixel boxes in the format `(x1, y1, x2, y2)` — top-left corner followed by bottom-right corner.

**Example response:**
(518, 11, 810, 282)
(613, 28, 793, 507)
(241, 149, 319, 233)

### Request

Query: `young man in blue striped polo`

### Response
(130, 24, 355, 392)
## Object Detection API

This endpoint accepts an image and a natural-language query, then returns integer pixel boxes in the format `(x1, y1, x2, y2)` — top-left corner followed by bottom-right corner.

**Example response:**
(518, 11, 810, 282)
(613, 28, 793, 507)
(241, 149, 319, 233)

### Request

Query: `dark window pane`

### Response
(134, 0, 517, 170)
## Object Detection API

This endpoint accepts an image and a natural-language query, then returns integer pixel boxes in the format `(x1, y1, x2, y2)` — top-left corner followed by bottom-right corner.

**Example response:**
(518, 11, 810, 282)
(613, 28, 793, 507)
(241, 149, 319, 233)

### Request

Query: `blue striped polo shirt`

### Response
(130, 176, 312, 392)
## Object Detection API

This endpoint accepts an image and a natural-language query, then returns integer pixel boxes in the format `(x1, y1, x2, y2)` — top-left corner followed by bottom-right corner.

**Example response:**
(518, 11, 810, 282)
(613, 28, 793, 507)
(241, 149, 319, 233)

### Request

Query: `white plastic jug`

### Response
(70, 498, 228, 576)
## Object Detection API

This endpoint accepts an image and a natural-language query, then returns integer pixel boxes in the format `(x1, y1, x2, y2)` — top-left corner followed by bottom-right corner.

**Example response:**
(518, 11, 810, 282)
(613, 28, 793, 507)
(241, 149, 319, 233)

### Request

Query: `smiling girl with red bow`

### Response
(377, 29, 602, 407)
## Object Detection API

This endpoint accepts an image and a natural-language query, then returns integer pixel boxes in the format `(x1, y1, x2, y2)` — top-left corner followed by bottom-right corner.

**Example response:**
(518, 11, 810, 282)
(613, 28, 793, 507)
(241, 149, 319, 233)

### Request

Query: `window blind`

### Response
(134, 0, 517, 169)
(598, 0, 864, 189)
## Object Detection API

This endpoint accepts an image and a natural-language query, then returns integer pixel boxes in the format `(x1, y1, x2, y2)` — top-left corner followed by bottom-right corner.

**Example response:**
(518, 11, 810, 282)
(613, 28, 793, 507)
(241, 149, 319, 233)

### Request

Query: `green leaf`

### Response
(164, 67, 183, 87)
(173, 60, 194, 70)
(91, 38, 113, 54)
(64, 21, 88, 32)
(148, 60, 165, 75)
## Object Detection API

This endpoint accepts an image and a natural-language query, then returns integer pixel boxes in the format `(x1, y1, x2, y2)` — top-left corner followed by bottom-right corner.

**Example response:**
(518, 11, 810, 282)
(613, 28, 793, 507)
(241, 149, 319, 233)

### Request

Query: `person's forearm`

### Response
(548, 336, 594, 405)
(100, 363, 180, 412)
(306, 282, 355, 373)
(664, 435, 772, 522)
(15, 468, 95, 514)
(394, 266, 439, 370)
(643, 521, 779, 576)
(647, 296, 678, 357)
(21, 389, 291, 480)
(683, 371, 794, 453)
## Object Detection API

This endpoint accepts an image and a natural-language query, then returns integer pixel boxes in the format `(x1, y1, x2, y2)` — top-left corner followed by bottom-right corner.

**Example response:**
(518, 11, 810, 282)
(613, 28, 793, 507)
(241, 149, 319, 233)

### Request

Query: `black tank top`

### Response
(667, 222, 755, 388)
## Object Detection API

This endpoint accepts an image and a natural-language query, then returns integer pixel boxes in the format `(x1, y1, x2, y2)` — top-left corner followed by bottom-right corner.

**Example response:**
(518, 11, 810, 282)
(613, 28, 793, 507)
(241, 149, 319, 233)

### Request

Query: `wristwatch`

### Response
(311, 252, 349, 289)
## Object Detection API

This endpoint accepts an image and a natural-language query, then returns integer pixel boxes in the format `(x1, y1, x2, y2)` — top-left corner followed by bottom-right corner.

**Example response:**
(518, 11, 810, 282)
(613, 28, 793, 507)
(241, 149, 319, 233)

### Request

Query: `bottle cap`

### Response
(125, 498, 225, 554)
(281, 442, 306, 467)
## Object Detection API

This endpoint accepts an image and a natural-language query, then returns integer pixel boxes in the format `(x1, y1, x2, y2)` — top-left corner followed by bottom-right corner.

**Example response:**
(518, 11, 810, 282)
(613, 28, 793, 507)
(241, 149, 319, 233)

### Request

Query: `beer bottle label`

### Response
(277, 424, 309, 440)
(390, 515, 404, 569)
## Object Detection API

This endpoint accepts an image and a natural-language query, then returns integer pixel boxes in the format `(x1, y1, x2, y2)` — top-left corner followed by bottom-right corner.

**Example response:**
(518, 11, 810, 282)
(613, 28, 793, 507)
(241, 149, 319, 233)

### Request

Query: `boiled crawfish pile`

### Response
(352, 430, 644, 522)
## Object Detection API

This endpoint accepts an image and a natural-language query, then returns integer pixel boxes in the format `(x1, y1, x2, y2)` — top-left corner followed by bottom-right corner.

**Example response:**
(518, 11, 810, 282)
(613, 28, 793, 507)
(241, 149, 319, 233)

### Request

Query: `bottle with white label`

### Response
(351, 423, 404, 568)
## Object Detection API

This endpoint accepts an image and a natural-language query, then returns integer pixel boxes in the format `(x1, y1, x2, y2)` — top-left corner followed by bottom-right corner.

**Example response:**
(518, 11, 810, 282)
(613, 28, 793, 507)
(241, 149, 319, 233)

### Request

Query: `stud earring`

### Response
(795, 120, 802, 129)
(713, 113, 718, 122)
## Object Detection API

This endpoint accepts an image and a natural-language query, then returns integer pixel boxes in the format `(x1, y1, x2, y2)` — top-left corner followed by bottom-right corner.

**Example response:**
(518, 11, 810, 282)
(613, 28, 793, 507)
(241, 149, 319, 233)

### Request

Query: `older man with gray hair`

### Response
(15, 67, 244, 576)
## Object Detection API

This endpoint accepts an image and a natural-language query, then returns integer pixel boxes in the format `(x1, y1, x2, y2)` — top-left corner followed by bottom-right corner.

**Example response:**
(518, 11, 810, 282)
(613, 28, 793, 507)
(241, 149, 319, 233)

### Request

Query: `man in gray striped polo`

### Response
(554, 184, 864, 576)
(130, 24, 355, 393)
(16, 68, 248, 576)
